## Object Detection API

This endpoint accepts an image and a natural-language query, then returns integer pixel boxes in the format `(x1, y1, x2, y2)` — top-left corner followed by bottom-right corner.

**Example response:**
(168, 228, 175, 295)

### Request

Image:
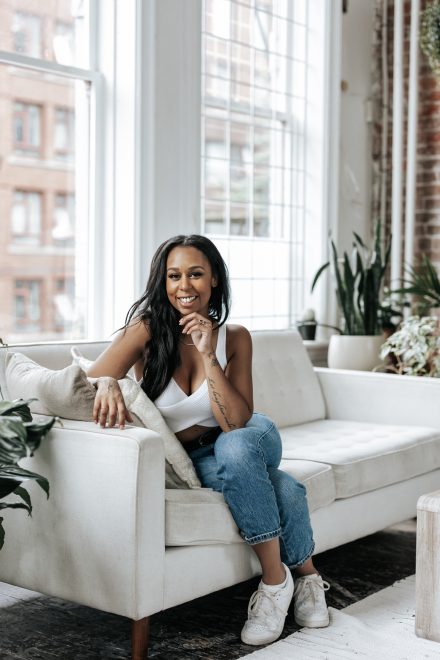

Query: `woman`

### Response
(88, 234, 330, 646)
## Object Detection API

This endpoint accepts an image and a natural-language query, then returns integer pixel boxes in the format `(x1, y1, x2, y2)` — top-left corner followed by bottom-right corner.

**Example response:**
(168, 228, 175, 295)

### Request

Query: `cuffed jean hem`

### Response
(285, 540, 316, 570)
(241, 527, 282, 545)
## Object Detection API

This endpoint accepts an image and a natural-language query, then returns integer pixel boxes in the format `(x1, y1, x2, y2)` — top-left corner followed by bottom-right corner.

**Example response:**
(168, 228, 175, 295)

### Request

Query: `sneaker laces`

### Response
(247, 588, 288, 632)
(299, 576, 330, 606)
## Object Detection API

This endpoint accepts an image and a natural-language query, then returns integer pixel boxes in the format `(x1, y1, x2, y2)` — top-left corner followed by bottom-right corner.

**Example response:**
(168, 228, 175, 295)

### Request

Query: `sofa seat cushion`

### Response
(279, 419, 440, 498)
(165, 460, 335, 546)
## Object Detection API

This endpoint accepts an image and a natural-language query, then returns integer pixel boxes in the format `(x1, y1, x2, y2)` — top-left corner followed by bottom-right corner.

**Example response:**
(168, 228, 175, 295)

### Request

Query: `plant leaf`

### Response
(0, 517, 4, 550)
(13, 485, 32, 511)
(353, 232, 367, 249)
(311, 261, 330, 292)
(0, 501, 31, 514)
(0, 400, 34, 422)
(0, 465, 49, 499)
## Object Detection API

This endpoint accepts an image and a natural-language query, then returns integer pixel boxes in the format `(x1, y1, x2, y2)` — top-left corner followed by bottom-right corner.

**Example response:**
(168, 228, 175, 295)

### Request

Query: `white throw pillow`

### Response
(6, 352, 96, 420)
(71, 348, 201, 489)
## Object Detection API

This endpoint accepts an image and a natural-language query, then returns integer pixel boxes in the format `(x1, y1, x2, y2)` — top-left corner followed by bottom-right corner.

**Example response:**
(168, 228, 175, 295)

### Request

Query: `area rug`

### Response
(240, 575, 439, 659)
(0, 525, 419, 659)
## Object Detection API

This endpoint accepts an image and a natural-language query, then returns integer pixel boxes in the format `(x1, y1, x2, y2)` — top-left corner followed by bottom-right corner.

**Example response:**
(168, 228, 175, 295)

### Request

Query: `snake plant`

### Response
(311, 219, 393, 335)
(0, 399, 54, 550)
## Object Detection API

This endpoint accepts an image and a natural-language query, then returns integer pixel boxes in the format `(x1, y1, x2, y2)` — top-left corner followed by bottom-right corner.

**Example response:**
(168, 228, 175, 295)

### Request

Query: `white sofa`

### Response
(2, 330, 440, 659)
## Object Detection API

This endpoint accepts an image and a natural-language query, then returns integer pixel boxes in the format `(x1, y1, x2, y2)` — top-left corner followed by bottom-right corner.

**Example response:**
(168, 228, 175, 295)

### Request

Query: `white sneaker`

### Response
(293, 573, 330, 628)
(240, 564, 294, 646)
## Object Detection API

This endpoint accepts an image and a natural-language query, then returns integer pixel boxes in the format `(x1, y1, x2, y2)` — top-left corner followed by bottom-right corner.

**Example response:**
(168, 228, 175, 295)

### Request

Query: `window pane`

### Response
(1, 0, 90, 68)
(0, 63, 89, 342)
(202, 0, 309, 329)
(13, 102, 41, 154)
(12, 11, 41, 58)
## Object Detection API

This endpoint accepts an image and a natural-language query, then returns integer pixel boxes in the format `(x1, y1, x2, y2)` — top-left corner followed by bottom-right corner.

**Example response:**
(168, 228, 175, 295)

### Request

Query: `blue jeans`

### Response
(188, 413, 315, 568)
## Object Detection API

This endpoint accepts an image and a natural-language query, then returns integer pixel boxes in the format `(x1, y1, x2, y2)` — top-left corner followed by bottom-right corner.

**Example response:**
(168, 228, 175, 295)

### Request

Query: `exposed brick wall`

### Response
(371, 0, 440, 272)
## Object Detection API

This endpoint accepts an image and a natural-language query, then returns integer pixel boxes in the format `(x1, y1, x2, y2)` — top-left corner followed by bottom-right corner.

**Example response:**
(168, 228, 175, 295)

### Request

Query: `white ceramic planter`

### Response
(327, 334, 385, 371)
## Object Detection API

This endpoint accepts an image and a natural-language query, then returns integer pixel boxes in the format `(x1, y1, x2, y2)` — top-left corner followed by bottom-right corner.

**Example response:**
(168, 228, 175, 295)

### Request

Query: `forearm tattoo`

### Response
(207, 376, 237, 431)
(208, 351, 219, 368)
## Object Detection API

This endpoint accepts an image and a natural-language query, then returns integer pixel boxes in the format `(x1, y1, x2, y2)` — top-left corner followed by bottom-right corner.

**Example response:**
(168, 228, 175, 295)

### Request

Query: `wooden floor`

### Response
(0, 520, 417, 660)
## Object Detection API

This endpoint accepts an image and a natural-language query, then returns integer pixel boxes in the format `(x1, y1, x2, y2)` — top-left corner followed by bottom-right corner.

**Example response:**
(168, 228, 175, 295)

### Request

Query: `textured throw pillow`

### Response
(5, 352, 96, 419)
(71, 347, 201, 489)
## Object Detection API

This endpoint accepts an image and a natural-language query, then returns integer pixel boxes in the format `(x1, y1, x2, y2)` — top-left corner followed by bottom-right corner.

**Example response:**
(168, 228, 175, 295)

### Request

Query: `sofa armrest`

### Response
(316, 368, 440, 429)
(0, 421, 165, 620)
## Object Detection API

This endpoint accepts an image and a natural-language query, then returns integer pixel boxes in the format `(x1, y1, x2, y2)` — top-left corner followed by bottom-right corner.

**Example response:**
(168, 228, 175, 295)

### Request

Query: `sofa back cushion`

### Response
(251, 330, 326, 428)
(0, 341, 110, 373)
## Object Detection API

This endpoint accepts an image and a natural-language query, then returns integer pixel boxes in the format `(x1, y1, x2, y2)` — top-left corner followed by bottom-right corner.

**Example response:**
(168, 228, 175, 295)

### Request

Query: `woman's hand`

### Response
(92, 377, 133, 429)
(179, 313, 214, 354)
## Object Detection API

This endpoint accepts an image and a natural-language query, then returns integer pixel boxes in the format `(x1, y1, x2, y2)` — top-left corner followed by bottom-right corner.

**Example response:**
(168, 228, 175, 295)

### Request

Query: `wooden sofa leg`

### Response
(132, 616, 150, 659)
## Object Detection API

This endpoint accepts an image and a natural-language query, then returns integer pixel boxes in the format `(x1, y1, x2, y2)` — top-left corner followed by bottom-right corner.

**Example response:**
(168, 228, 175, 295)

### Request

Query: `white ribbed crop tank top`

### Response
(154, 323, 228, 433)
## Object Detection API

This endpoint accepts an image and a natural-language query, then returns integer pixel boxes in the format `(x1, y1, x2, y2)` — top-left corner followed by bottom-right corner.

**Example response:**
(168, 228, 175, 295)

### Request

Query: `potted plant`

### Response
(312, 219, 397, 370)
(379, 316, 440, 376)
(0, 399, 54, 550)
(420, 0, 440, 78)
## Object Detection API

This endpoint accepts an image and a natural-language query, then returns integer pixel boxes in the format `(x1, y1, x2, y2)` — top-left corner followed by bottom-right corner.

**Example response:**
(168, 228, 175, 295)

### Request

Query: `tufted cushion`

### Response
(252, 331, 325, 428)
(279, 419, 440, 498)
(164, 460, 335, 546)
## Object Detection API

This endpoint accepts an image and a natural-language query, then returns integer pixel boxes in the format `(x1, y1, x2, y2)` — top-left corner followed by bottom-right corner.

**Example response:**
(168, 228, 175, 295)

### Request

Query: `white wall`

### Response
(338, 0, 375, 252)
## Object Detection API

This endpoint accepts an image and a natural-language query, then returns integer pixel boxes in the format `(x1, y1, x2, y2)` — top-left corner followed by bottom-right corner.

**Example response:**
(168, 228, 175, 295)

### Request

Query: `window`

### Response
(54, 108, 75, 160)
(14, 102, 41, 155)
(0, 0, 96, 343)
(53, 193, 75, 245)
(201, 0, 309, 329)
(53, 277, 76, 331)
(14, 280, 42, 332)
(11, 190, 42, 244)
(53, 21, 75, 66)
(12, 11, 41, 58)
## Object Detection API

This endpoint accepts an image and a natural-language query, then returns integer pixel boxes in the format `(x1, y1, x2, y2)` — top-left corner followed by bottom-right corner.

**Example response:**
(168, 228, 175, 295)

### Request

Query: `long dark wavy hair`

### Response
(125, 234, 231, 401)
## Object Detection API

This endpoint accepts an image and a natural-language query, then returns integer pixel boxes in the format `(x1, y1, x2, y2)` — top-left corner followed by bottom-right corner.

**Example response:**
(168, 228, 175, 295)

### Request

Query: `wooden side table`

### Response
(416, 490, 440, 642)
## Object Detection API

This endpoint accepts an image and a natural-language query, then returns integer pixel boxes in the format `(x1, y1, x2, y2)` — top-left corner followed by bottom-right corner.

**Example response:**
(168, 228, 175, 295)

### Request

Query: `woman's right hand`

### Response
(93, 377, 133, 429)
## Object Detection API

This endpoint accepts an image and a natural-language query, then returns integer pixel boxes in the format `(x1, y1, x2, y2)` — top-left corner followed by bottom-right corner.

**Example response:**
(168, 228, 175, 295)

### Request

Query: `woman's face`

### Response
(166, 246, 217, 317)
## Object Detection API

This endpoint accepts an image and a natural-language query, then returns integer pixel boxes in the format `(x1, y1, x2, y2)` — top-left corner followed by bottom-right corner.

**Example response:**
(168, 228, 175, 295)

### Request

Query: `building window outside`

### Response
(201, 0, 308, 330)
(54, 108, 75, 160)
(11, 190, 42, 244)
(53, 21, 75, 65)
(14, 279, 42, 332)
(14, 102, 41, 156)
(54, 277, 76, 331)
(12, 11, 42, 58)
(53, 193, 75, 245)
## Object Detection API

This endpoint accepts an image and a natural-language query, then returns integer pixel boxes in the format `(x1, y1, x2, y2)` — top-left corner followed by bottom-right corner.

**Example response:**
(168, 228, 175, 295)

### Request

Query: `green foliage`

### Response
(420, 0, 440, 77)
(0, 399, 54, 550)
(393, 254, 440, 314)
(311, 220, 394, 335)
(380, 316, 440, 377)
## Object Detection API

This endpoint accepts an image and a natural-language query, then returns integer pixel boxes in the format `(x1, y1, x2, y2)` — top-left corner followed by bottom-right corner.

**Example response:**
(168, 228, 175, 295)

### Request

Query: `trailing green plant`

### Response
(379, 316, 440, 376)
(311, 219, 394, 335)
(0, 399, 55, 550)
(420, 0, 440, 77)
(393, 254, 440, 314)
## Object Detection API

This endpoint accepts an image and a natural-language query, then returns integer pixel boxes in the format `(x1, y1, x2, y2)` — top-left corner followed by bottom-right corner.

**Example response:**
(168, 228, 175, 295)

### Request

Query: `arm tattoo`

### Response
(207, 351, 219, 368)
(207, 377, 237, 431)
